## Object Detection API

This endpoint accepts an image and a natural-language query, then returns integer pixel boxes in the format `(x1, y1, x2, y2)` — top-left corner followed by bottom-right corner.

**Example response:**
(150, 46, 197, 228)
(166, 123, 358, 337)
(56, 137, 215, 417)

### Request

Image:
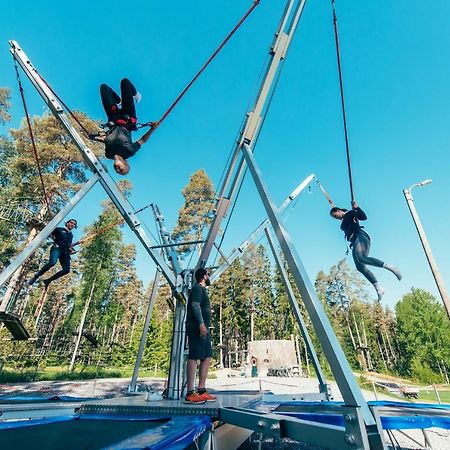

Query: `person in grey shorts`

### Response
(184, 268, 216, 404)
(330, 201, 402, 301)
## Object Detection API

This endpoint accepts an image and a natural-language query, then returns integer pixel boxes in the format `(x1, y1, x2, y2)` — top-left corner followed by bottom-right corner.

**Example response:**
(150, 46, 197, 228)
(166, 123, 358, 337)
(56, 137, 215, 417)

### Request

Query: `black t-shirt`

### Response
(186, 283, 211, 327)
(52, 227, 74, 253)
(104, 125, 141, 160)
(340, 207, 367, 241)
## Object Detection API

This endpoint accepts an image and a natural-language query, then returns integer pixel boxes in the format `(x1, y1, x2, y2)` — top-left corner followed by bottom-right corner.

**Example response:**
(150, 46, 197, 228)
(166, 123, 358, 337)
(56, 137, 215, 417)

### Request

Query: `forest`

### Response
(1, 87, 449, 385)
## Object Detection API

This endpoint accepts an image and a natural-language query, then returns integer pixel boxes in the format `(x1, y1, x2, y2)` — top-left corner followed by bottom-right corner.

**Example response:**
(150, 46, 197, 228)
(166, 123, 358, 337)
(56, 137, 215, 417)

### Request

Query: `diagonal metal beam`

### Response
(0, 175, 99, 311)
(210, 174, 314, 283)
(241, 142, 377, 428)
(265, 228, 329, 396)
(9, 40, 178, 293)
(198, 0, 308, 268)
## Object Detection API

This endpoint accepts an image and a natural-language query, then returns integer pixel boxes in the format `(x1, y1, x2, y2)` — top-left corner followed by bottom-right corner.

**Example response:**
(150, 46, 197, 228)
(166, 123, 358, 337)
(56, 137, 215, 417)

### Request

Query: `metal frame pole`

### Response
(129, 268, 162, 392)
(0, 175, 99, 311)
(198, 0, 308, 267)
(404, 188, 450, 320)
(210, 174, 314, 283)
(9, 41, 178, 293)
(264, 228, 330, 397)
(241, 143, 379, 433)
(150, 204, 188, 399)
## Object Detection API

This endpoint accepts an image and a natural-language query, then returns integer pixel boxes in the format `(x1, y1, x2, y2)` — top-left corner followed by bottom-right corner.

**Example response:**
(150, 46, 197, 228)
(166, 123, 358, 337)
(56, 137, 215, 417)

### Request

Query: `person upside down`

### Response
(99, 78, 154, 175)
(330, 201, 402, 300)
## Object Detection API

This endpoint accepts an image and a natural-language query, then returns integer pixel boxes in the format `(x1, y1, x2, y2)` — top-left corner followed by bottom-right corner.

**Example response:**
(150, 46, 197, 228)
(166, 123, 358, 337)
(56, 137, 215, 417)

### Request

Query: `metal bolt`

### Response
(344, 414, 354, 423)
(344, 434, 355, 445)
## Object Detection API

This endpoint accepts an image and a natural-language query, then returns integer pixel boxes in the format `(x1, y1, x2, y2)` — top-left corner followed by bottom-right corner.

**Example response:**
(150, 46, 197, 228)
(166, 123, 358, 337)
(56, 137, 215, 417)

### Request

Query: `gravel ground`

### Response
(1, 375, 449, 449)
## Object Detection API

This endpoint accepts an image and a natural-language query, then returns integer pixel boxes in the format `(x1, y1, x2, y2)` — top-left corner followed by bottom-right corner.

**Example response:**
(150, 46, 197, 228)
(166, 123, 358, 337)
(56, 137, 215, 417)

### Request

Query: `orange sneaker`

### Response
(198, 390, 217, 402)
(184, 392, 206, 404)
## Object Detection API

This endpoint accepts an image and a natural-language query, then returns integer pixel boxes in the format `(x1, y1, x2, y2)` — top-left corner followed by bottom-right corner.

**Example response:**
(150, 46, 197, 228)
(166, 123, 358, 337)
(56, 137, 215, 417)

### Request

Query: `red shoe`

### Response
(198, 390, 217, 402)
(184, 392, 206, 404)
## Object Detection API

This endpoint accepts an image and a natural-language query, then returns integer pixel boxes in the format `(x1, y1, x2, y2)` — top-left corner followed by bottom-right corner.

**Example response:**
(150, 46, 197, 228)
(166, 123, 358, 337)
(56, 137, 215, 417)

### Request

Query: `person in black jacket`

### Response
(330, 201, 401, 300)
(99, 78, 154, 175)
(28, 219, 78, 289)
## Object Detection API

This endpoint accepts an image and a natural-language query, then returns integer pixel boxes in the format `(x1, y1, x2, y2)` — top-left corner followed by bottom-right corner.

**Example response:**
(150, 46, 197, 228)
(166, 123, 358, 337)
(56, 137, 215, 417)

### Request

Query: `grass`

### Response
(0, 365, 167, 383)
(415, 388, 450, 404)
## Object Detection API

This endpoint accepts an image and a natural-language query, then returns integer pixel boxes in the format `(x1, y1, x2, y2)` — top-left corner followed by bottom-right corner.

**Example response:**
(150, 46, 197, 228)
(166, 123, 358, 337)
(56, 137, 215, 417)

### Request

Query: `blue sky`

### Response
(1, 0, 450, 311)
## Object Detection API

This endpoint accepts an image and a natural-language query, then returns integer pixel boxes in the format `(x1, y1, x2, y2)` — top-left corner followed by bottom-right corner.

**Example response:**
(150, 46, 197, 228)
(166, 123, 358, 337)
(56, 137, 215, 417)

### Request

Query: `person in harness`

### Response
(28, 218, 78, 289)
(330, 201, 402, 300)
(99, 78, 154, 175)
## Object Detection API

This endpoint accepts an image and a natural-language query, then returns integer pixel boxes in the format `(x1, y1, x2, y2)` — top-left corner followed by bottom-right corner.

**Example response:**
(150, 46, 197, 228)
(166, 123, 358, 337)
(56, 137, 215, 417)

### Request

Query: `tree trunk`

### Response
(3, 202, 48, 310)
(69, 275, 97, 371)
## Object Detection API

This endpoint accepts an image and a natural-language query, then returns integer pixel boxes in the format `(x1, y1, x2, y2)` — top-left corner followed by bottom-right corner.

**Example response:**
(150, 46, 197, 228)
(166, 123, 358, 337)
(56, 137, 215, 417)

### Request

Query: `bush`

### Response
(410, 357, 441, 385)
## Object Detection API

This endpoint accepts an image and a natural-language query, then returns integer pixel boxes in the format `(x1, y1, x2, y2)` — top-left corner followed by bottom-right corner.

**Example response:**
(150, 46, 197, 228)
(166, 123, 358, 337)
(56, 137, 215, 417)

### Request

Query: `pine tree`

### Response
(172, 169, 215, 258)
(2, 111, 103, 309)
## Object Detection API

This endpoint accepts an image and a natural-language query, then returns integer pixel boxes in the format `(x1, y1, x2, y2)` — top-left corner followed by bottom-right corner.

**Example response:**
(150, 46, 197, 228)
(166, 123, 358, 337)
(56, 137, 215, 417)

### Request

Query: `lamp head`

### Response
(418, 179, 432, 187)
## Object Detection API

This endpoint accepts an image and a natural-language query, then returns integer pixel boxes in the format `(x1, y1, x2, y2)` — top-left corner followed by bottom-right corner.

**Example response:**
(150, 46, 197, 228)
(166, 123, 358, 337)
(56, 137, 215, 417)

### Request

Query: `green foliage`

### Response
(395, 288, 450, 382)
(0, 87, 11, 124)
(172, 169, 215, 257)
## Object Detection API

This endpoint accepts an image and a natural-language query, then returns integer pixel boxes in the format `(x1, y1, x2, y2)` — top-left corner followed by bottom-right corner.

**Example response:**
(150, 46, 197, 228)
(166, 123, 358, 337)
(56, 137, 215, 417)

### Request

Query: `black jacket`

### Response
(104, 126, 140, 160)
(340, 207, 367, 242)
(51, 227, 74, 254)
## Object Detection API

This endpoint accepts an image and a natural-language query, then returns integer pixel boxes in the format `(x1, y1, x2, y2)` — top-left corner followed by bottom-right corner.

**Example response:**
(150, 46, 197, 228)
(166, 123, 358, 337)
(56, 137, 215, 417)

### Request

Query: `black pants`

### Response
(352, 232, 384, 285)
(34, 245, 71, 283)
(100, 78, 137, 122)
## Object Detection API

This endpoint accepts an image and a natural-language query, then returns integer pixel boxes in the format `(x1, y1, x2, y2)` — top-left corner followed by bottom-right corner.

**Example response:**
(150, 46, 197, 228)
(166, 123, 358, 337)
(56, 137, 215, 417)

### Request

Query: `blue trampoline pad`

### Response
(0, 414, 211, 450)
(271, 400, 450, 431)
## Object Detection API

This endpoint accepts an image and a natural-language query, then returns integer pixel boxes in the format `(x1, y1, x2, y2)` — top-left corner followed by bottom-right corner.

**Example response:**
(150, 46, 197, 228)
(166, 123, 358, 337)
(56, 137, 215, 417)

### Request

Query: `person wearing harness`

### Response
(28, 219, 78, 289)
(99, 78, 154, 175)
(330, 201, 401, 300)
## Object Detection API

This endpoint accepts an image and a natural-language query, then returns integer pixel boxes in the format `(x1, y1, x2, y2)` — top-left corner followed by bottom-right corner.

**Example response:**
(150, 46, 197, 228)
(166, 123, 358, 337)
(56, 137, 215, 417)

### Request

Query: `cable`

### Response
(13, 56, 51, 214)
(331, 0, 355, 204)
(151, 0, 261, 131)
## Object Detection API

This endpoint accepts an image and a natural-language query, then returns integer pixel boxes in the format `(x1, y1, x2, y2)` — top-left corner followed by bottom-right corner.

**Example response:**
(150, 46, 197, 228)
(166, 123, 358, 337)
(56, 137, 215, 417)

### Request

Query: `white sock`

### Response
(383, 263, 402, 281)
(373, 282, 385, 301)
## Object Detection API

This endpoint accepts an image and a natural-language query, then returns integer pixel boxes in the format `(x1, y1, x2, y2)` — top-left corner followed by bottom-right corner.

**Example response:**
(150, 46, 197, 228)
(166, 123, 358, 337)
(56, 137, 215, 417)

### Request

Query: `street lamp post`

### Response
(403, 180, 450, 320)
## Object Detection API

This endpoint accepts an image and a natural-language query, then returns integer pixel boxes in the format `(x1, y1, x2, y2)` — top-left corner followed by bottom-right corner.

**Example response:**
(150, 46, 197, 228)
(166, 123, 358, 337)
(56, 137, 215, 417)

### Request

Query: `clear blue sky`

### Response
(1, 0, 450, 311)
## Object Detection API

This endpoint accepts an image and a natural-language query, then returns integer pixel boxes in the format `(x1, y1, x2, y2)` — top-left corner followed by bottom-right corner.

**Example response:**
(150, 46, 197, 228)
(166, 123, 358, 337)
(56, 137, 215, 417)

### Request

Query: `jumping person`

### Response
(28, 219, 78, 289)
(330, 201, 401, 300)
(99, 78, 154, 175)
(184, 268, 217, 404)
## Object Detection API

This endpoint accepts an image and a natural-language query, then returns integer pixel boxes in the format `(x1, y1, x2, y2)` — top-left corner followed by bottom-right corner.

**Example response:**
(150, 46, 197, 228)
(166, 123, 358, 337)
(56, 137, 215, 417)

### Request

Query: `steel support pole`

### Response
(241, 143, 377, 429)
(198, 0, 307, 268)
(151, 204, 183, 276)
(150, 204, 188, 399)
(129, 268, 162, 392)
(9, 41, 178, 292)
(210, 174, 314, 283)
(0, 175, 99, 311)
(264, 228, 329, 397)
(404, 189, 450, 320)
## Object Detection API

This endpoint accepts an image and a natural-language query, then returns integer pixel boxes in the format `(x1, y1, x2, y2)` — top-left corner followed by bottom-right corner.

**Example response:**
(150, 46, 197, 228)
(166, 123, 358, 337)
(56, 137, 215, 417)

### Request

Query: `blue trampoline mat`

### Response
(272, 400, 450, 431)
(0, 413, 211, 450)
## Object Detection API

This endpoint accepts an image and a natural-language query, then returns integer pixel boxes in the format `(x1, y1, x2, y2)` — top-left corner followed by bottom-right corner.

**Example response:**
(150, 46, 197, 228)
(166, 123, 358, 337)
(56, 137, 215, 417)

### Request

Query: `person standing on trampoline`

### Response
(184, 268, 217, 404)
(99, 78, 153, 175)
(330, 201, 402, 300)
(28, 219, 78, 289)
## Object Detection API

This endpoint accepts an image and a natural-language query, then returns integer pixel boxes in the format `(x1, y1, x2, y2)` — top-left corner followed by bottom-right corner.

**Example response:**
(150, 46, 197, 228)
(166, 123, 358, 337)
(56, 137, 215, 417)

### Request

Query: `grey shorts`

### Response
(186, 324, 212, 361)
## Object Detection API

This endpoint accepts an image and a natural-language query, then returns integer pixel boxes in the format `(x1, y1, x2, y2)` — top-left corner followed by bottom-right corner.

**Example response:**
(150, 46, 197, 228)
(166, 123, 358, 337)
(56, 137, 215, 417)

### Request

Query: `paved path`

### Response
(1, 375, 449, 449)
